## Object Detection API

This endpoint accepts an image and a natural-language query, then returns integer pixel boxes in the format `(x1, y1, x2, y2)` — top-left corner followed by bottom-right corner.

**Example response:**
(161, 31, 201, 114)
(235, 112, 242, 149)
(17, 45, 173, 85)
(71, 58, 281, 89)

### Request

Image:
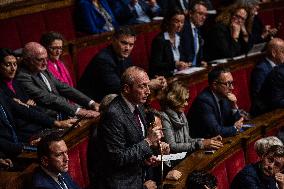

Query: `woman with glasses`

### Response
(40, 32, 74, 87)
(204, 6, 250, 61)
(160, 81, 223, 155)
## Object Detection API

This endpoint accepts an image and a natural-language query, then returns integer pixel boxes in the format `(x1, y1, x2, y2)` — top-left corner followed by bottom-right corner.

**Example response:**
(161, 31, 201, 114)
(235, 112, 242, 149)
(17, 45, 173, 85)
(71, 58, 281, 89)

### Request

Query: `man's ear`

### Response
(123, 84, 130, 94)
(41, 156, 49, 167)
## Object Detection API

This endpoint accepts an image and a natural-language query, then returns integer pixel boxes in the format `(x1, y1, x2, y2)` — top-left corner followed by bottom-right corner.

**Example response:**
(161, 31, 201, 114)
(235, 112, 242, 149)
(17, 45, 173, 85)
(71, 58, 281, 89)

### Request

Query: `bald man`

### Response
(15, 42, 100, 119)
(250, 38, 284, 116)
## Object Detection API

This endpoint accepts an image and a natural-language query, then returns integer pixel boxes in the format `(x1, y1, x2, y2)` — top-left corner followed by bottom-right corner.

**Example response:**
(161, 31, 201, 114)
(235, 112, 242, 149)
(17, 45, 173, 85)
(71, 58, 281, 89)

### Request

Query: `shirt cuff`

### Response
(88, 100, 95, 107)
(75, 107, 81, 115)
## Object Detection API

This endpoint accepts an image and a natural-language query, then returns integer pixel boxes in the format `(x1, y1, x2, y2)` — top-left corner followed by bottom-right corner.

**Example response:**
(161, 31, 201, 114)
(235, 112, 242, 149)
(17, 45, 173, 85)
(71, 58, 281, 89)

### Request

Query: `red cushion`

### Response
(258, 10, 275, 27)
(79, 138, 90, 188)
(225, 149, 246, 184)
(247, 138, 261, 164)
(0, 18, 22, 49)
(68, 146, 85, 188)
(144, 30, 160, 58)
(16, 13, 46, 45)
(211, 162, 229, 189)
(131, 34, 149, 71)
(76, 42, 109, 80)
(232, 69, 251, 111)
(186, 84, 198, 114)
(43, 7, 76, 40)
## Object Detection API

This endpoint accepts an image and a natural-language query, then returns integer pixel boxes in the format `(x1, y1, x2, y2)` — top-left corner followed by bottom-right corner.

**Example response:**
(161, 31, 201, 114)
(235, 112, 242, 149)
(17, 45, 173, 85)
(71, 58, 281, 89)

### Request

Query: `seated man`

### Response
(78, 26, 166, 102)
(180, 0, 209, 67)
(107, 0, 161, 25)
(15, 42, 100, 119)
(32, 134, 80, 189)
(187, 170, 217, 189)
(250, 38, 284, 116)
(187, 67, 243, 138)
(231, 145, 284, 189)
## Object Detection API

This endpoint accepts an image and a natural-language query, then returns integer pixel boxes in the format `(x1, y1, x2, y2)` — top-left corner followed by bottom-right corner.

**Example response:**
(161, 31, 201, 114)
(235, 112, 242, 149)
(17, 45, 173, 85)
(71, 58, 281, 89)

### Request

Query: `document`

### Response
(174, 67, 205, 75)
(157, 152, 187, 161)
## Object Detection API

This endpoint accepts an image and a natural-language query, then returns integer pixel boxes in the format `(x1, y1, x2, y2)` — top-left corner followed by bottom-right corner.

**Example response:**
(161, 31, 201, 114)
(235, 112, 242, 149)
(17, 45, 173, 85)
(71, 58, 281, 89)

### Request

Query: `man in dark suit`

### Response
(32, 134, 80, 189)
(91, 66, 169, 189)
(78, 27, 166, 102)
(15, 42, 100, 119)
(251, 38, 284, 116)
(107, 0, 161, 25)
(231, 145, 284, 189)
(180, 0, 208, 67)
(187, 67, 243, 138)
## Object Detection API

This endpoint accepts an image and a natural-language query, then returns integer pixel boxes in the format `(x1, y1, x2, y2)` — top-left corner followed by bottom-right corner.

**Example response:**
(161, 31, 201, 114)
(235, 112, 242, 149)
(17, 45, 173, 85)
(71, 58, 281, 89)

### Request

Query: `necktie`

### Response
(134, 106, 145, 136)
(218, 100, 224, 125)
(38, 73, 52, 92)
(58, 175, 68, 189)
(192, 28, 199, 66)
(0, 104, 18, 143)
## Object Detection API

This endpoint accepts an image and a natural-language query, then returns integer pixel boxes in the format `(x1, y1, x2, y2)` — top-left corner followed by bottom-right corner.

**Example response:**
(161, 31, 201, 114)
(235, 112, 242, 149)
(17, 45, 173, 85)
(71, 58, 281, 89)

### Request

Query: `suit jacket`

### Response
(75, 0, 118, 34)
(158, 0, 188, 16)
(180, 18, 203, 66)
(92, 95, 153, 189)
(78, 46, 132, 102)
(261, 64, 284, 111)
(149, 32, 185, 78)
(231, 162, 278, 189)
(250, 58, 274, 116)
(15, 67, 92, 117)
(187, 87, 240, 138)
(107, 0, 161, 25)
(32, 167, 80, 189)
(204, 22, 250, 61)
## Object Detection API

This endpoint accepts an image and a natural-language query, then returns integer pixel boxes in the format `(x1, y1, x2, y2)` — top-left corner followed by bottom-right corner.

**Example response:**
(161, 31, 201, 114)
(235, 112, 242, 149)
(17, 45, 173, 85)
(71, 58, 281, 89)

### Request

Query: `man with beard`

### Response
(231, 145, 284, 189)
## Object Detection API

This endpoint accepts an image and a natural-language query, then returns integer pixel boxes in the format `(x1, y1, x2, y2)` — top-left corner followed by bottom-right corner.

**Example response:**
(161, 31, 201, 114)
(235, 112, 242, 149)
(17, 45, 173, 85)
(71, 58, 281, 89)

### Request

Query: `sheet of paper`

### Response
(157, 152, 187, 161)
(174, 67, 205, 75)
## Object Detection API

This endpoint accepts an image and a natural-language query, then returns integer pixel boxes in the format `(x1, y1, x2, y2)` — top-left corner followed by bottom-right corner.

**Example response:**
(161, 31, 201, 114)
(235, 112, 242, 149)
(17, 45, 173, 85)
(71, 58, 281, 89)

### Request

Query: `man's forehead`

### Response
(219, 72, 232, 80)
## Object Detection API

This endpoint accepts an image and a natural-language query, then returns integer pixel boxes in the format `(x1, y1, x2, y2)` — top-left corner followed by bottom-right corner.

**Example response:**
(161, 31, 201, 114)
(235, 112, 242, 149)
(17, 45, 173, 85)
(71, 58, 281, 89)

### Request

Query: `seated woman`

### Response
(160, 81, 223, 154)
(204, 6, 250, 61)
(40, 32, 74, 87)
(75, 0, 118, 34)
(149, 8, 188, 78)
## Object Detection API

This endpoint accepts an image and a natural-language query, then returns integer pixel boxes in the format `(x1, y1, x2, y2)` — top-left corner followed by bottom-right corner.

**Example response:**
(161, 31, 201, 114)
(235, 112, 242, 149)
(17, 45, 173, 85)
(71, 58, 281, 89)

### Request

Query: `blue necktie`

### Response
(192, 28, 199, 66)
(0, 104, 18, 143)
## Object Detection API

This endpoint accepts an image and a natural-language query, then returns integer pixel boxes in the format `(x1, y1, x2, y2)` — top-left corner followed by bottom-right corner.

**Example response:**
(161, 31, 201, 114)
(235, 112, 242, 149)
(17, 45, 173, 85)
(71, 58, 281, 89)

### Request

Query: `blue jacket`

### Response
(187, 87, 241, 138)
(231, 162, 278, 189)
(32, 167, 80, 189)
(107, 0, 161, 25)
(76, 0, 118, 34)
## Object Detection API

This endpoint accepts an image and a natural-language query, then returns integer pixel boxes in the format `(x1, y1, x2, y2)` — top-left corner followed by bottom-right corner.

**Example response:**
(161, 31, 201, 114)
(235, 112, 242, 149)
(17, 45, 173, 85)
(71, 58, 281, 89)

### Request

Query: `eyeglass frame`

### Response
(216, 80, 234, 87)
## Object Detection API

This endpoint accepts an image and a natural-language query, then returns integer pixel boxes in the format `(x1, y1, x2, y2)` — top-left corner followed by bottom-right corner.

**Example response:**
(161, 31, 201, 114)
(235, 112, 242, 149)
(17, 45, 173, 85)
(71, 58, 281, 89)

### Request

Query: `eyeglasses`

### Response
(49, 46, 63, 51)
(233, 14, 246, 22)
(217, 81, 234, 87)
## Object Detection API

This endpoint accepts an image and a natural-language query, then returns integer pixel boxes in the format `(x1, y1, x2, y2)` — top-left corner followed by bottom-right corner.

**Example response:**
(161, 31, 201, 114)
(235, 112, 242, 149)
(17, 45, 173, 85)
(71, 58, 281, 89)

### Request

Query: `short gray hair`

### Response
(254, 136, 283, 157)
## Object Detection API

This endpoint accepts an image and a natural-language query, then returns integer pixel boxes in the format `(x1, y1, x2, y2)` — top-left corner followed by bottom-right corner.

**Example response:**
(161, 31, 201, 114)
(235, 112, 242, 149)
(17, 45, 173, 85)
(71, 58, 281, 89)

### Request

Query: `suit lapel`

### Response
(118, 97, 144, 139)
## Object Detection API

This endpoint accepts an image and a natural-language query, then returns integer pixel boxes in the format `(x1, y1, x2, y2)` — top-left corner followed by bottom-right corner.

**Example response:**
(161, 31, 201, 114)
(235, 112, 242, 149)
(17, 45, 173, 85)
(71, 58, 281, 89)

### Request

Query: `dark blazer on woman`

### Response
(149, 32, 185, 78)
(204, 22, 250, 61)
(75, 0, 118, 34)
(187, 87, 241, 138)
(231, 162, 278, 189)
(92, 95, 153, 189)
